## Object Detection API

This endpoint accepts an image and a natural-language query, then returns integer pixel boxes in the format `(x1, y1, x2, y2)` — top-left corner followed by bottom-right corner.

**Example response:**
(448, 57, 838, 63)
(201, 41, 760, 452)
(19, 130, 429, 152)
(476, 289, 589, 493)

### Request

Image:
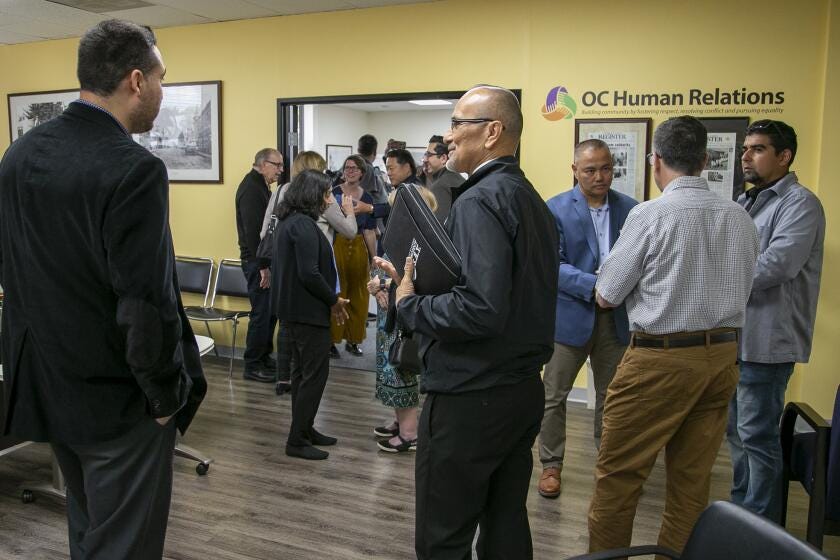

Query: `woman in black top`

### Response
(272, 170, 349, 460)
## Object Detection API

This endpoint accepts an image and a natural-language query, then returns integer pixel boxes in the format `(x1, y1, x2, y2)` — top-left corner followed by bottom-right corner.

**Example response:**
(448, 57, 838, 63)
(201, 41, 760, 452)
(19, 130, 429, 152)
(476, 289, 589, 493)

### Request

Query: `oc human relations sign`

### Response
(581, 87, 785, 108)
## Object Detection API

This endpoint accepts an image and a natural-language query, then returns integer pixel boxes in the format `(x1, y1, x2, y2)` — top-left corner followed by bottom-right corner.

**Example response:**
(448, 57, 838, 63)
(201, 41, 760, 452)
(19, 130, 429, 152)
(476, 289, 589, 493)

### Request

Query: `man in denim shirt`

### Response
(726, 120, 825, 523)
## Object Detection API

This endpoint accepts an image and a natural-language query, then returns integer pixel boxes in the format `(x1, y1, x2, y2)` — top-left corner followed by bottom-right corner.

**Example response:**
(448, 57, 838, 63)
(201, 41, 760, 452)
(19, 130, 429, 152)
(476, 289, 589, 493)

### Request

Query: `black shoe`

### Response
(373, 424, 399, 438)
(329, 345, 340, 359)
(262, 356, 278, 370)
(377, 435, 417, 453)
(345, 343, 363, 356)
(243, 368, 275, 383)
(275, 381, 291, 396)
(286, 443, 329, 460)
(308, 429, 337, 446)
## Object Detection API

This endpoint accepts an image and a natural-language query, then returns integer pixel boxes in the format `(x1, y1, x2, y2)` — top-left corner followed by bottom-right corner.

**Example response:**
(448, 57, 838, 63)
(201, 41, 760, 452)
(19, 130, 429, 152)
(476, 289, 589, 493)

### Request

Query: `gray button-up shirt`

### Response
(737, 172, 825, 363)
(597, 175, 759, 335)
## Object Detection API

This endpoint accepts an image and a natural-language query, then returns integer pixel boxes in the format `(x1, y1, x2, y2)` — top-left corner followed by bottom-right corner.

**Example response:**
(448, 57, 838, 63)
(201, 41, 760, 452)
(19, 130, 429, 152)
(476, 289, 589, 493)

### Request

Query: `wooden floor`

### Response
(1, 356, 837, 559)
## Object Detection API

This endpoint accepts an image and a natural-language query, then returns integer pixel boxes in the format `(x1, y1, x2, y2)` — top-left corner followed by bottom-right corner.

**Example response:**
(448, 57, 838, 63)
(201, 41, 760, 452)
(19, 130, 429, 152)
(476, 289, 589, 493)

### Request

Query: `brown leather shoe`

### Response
(538, 467, 561, 498)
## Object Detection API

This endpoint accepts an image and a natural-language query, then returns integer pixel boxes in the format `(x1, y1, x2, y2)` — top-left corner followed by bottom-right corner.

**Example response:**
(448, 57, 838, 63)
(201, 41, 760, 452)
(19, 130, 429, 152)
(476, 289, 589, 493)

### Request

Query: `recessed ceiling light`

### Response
(408, 99, 452, 106)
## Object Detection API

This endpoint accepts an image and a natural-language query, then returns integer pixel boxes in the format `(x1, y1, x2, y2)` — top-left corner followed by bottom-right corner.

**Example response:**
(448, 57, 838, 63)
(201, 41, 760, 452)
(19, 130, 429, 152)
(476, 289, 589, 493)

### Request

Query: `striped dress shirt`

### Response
(596, 175, 759, 335)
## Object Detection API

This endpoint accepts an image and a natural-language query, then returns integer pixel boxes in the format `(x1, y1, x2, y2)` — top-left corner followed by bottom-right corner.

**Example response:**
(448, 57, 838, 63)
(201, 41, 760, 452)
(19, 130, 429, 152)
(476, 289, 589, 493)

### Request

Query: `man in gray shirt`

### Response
(588, 116, 759, 555)
(422, 134, 464, 222)
(726, 120, 825, 523)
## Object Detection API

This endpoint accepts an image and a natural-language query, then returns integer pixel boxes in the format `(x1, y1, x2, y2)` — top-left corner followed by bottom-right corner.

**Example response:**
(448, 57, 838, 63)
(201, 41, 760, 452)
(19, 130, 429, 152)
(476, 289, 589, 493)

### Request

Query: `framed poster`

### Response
(326, 144, 352, 172)
(133, 81, 222, 183)
(8, 88, 79, 142)
(574, 118, 651, 202)
(406, 146, 427, 169)
(698, 117, 749, 201)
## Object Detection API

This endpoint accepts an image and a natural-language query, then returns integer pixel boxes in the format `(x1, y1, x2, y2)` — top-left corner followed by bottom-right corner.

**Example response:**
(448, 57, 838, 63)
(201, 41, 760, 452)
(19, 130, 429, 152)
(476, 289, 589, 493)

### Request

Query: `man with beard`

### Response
(0, 20, 206, 559)
(727, 120, 825, 522)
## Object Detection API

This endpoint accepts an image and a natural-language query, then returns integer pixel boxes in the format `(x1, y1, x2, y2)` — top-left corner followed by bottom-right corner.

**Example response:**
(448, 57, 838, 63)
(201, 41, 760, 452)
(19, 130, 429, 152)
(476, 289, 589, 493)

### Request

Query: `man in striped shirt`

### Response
(587, 116, 759, 555)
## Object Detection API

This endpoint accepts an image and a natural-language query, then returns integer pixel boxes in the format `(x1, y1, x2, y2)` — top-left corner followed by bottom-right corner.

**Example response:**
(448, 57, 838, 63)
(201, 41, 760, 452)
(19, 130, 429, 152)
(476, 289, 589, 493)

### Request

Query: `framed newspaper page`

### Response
(698, 116, 750, 201)
(574, 118, 651, 202)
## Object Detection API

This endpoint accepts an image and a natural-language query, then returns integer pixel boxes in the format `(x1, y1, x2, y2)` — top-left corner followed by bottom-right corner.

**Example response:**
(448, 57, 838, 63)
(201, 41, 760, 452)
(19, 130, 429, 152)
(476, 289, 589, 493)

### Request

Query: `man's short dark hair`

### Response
(77, 19, 159, 96)
(574, 139, 611, 162)
(386, 148, 417, 176)
(746, 120, 798, 166)
(428, 135, 448, 156)
(357, 134, 378, 158)
(653, 116, 708, 175)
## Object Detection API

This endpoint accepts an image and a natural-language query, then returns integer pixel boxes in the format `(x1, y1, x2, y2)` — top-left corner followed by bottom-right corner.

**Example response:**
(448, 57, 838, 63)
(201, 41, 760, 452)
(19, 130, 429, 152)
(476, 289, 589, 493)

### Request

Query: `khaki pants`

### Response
(331, 234, 370, 344)
(588, 332, 738, 555)
(539, 309, 627, 469)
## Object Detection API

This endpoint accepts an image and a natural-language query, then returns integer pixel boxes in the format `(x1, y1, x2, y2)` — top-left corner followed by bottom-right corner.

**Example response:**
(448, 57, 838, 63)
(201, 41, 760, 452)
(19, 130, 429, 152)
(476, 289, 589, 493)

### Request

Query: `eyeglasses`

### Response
(748, 120, 785, 138)
(343, 166, 361, 173)
(423, 151, 443, 159)
(450, 117, 495, 130)
(646, 153, 657, 166)
(265, 160, 283, 168)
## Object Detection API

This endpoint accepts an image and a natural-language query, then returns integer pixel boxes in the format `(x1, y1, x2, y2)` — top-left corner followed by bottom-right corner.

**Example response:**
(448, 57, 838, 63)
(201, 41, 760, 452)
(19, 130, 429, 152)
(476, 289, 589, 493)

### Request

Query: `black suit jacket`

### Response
(271, 212, 338, 327)
(0, 101, 206, 445)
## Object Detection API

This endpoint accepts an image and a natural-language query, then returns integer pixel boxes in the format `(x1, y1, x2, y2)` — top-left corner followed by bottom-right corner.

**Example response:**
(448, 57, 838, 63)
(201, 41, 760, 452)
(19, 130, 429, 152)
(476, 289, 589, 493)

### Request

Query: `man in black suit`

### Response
(235, 148, 282, 382)
(0, 20, 206, 560)
(377, 86, 559, 559)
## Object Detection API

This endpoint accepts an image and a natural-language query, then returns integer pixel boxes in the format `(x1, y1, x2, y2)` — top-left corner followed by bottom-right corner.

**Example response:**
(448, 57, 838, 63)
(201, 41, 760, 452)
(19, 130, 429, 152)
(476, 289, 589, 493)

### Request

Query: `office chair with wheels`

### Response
(781, 385, 840, 549)
(566, 501, 826, 560)
(181, 258, 251, 378)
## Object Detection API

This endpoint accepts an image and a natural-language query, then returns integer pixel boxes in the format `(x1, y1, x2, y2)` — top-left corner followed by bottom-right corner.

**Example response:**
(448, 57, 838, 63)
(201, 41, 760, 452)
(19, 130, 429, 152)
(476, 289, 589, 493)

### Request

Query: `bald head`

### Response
(463, 85, 523, 143)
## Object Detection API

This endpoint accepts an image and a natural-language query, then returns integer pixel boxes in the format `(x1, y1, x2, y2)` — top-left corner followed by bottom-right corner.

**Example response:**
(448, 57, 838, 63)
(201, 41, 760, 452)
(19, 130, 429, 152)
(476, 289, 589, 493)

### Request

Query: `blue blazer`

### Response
(547, 185, 638, 347)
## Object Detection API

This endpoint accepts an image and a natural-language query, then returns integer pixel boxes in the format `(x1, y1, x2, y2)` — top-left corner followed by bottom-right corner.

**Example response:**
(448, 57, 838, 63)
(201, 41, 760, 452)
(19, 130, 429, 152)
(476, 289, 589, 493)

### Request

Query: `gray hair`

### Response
(253, 148, 279, 167)
(652, 116, 708, 175)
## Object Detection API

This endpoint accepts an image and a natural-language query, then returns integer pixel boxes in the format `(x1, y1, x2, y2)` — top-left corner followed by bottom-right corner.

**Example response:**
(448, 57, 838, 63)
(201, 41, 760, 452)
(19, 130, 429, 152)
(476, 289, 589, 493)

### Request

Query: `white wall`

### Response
(310, 105, 367, 170)
(303, 106, 452, 171)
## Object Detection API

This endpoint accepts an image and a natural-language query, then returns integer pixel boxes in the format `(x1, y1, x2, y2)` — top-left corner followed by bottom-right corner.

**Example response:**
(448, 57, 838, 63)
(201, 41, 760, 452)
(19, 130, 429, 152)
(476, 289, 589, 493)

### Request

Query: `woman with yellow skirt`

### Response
(330, 155, 378, 358)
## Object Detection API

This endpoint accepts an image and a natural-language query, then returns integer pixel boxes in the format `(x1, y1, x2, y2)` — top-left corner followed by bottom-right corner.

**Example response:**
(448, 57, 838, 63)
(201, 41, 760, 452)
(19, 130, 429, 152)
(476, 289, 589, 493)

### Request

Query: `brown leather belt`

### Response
(631, 329, 737, 349)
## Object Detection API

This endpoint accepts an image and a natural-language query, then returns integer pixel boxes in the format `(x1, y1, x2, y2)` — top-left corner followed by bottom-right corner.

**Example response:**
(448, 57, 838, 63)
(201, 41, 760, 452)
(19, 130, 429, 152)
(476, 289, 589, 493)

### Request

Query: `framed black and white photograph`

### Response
(698, 116, 750, 201)
(406, 146, 427, 170)
(133, 81, 222, 183)
(326, 144, 352, 172)
(7, 88, 79, 142)
(574, 118, 651, 202)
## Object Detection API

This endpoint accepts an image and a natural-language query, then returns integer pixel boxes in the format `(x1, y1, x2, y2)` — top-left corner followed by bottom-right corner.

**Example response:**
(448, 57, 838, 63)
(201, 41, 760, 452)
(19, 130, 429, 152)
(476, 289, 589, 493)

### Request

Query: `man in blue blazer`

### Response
(537, 139, 638, 498)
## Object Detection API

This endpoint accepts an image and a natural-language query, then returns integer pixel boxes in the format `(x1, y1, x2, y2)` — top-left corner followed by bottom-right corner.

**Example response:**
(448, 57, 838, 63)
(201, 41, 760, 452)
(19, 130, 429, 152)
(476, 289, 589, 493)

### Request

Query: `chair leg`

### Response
(229, 319, 238, 379)
(204, 321, 218, 357)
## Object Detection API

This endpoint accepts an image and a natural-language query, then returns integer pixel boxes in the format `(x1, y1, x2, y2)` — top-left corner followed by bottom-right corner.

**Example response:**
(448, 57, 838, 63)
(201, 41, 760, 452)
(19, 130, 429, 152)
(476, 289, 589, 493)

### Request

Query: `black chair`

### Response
(182, 258, 251, 378)
(566, 501, 827, 560)
(176, 256, 217, 354)
(781, 385, 840, 549)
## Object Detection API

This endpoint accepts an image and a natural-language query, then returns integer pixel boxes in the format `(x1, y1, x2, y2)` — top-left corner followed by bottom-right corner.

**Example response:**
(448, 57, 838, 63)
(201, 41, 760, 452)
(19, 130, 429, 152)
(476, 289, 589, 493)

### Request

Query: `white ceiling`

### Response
(0, 0, 437, 44)
(332, 100, 457, 112)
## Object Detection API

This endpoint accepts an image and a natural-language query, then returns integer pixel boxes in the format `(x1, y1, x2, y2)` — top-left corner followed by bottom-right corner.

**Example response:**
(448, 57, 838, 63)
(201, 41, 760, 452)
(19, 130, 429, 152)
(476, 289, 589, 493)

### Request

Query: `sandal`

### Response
(377, 434, 417, 453)
(373, 423, 399, 438)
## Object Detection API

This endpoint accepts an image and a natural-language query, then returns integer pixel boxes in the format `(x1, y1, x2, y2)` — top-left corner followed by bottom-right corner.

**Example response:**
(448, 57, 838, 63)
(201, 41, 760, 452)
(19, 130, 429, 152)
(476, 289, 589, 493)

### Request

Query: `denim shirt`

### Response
(737, 172, 825, 363)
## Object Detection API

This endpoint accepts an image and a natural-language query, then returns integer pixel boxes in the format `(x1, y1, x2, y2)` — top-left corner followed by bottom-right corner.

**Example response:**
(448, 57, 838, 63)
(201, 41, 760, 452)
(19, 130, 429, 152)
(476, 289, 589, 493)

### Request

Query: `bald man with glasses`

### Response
(235, 147, 283, 383)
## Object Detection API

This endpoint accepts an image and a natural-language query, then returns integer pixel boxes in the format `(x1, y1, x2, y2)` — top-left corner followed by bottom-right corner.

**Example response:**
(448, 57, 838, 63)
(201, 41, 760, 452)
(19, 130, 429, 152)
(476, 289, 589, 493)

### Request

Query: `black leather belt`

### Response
(631, 330, 737, 348)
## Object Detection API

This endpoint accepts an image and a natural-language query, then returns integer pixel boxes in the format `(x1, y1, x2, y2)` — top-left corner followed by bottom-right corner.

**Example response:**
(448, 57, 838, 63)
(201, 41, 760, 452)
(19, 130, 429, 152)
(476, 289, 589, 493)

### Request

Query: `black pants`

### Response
(286, 322, 331, 446)
(242, 259, 276, 369)
(51, 416, 177, 560)
(415, 375, 545, 560)
(276, 321, 292, 383)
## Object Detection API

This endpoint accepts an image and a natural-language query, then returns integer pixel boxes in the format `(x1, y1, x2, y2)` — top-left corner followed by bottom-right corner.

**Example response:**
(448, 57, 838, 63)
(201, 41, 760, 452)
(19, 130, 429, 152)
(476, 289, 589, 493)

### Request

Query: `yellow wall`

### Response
(0, 0, 836, 411)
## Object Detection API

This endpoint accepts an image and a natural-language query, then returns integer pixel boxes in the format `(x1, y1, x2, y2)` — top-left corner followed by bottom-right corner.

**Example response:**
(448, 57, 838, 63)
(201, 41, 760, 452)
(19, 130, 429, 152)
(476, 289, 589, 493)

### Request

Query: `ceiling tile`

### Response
(48, 0, 152, 12)
(0, 17, 79, 38)
(101, 4, 212, 26)
(0, 27, 43, 44)
(244, 0, 355, 16)
(0, 0, 104, 26)
(151, 0, 278, 21)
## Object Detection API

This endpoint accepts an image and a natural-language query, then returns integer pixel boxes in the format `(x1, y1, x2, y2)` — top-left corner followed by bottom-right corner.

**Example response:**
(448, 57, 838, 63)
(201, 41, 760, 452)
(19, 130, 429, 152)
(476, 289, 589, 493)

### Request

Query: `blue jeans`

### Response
(241, 260, 276, 370)
(726, 361, 794, 522)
